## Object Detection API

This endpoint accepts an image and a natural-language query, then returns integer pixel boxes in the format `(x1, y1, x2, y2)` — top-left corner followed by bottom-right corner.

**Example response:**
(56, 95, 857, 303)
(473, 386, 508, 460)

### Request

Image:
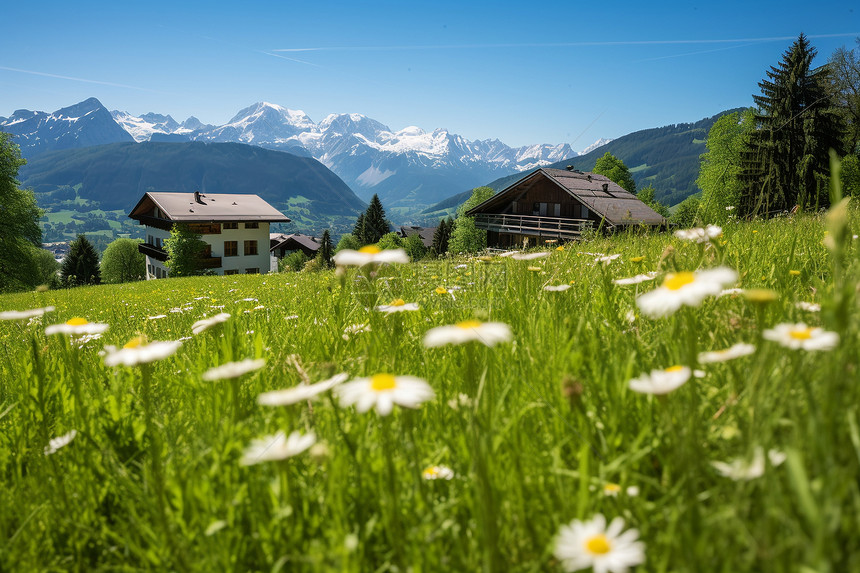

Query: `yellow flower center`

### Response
(663, 272, 695, 291)
(790, 327, 813, 340)
(359, 245, 381, 254)
(66, 317, 89, 326)
(789, 270, 801, 276)
(370, 374, 397, 392)
(527, 266, 541, 272)
(603, 483, 622, 494)
(556, 246, 565, 251)
(390, 299, 406, 306)
(123, 336, 145, 349)
(665, 365, 685, 373)
(424, 467, 438, 477)
(585, 534, 612, 555)
(456, 320, 482, 329)
(630, 256, 645, 262)
(435, 287, 448, 294)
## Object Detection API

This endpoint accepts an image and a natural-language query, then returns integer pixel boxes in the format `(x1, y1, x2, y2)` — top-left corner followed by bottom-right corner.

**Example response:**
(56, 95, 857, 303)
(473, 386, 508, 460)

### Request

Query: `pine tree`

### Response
(738, 34, 845, 215)
(61, 235, 101, 286)
(352, 213, 367, 245)
(318, 229, 334, 268)
(363, 194, 391, 244)
(431, 218, 452, 256)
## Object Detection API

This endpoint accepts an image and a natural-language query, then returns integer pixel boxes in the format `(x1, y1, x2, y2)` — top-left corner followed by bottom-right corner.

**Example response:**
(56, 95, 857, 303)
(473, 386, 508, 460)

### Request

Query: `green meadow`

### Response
(1, 208, 859, 572)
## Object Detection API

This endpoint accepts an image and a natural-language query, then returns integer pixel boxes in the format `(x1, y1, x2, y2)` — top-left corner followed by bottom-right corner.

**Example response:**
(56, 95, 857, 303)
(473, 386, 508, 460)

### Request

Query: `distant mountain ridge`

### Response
(18, 141, 365, 238)
(423, 110, 744, 216)
(0, 97, 601, 209)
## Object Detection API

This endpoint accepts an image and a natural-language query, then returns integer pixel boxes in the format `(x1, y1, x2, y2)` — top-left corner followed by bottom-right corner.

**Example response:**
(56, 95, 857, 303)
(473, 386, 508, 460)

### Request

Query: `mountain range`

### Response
(1, 97, 604, 209)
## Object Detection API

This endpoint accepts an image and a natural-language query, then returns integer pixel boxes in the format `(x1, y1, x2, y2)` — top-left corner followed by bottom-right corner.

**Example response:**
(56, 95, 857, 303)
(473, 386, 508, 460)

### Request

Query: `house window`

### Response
(223, 222, 238, 230)
(245, 268, 260, 274)
(245, 222, 259, 229)
(244, 240, 258, 256)
(581, 206, 589, 219)
(224, 241, 238, 256)
(554, 203, 561, 217)
(224, 269, 239, 275)
(155, 237, 162, 248)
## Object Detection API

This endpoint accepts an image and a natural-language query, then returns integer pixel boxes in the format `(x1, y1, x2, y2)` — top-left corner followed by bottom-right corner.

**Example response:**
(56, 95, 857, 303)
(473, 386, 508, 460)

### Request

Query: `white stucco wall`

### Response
(143, 222, 272, 279)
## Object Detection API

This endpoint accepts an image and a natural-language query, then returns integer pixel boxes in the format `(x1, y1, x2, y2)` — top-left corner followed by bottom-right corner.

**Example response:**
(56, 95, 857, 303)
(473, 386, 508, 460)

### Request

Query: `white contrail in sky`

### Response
(273, 33, 859, 52)
(0, 66, 166, 93)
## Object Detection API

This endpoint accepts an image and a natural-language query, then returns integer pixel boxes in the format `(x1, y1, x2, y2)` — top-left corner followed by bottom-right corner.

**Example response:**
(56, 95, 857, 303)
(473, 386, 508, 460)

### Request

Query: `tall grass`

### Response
(1, 210, 858, 572)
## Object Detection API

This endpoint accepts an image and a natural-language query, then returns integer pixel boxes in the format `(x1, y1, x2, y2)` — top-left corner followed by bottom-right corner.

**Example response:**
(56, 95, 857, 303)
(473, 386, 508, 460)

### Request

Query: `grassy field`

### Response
(1, 207, 859, 571)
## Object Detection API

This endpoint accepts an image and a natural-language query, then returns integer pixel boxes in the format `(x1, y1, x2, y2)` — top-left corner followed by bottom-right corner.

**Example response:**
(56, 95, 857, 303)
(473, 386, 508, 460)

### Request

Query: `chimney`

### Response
(194, 190, 205, 204)
(587, 175, 592, 182)
(602, 183, 609, 192)
(566, 165, 574, 171)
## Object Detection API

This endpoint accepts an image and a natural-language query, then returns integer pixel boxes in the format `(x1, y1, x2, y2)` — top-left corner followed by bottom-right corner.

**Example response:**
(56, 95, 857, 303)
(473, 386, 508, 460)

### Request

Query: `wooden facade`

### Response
(467, 168, 665, 248)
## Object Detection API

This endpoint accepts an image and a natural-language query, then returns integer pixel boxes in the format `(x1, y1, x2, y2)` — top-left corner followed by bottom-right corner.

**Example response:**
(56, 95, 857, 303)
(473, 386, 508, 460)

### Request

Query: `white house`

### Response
(128, 191, 291, 279)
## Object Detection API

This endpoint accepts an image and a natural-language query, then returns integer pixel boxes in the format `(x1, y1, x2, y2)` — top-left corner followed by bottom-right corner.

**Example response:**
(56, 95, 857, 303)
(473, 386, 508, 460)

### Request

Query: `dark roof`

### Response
(399, 226, 436, 247)
(465, 168, 665, 226)
(129, 192, 290, 223)
(270, 233, 320, 253)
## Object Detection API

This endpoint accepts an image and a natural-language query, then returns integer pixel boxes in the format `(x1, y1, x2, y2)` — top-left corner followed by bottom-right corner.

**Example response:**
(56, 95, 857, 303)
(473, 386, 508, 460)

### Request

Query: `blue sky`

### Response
(1, 1, 858, 149)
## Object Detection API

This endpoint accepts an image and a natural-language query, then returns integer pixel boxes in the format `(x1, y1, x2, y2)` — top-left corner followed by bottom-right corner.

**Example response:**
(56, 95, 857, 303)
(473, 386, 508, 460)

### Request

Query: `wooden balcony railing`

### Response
(472, 213, 595, 239)
(139, 243, 221, 268)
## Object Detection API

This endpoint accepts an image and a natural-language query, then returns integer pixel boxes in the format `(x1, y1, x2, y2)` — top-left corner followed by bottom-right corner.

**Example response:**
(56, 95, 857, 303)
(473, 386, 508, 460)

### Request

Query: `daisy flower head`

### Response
(203, 358, 266, 380)
(375, 299, 420, 313)
(511, 251, 550, 261)
(795, 301, 821, 312)
(698, 342, 756, 364)
(628, 365, 691, 395)
(423, 320, 513, 348)
(674, 224, 722, 243)
(544, 284, 572, 292)
(422, 465, 455, 480)
(103, 336, 182, 367)
(763, 323, 839, 351)
(602, 483, 622, 497)
(711, 447, 785, 481)
(1, 306, 55, 321)
(636, 267, 737, 319)
(45, 317, 109, 337)
(257, 372, 349, 406)
(333, 246, 409, 267)
(44, 429, 77, 455)
(240, 430, 316, 466)
(191, 312, 231, 335)
(334, 373, 435, 416)
(554, 514, 645, 573)
(613, 272, 657, 286)
(595, 254, 621, 265)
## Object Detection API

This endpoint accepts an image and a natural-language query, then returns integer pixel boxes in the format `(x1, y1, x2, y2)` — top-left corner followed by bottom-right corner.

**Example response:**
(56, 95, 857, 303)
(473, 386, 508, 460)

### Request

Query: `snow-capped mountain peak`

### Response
(579, 138, 612, 155)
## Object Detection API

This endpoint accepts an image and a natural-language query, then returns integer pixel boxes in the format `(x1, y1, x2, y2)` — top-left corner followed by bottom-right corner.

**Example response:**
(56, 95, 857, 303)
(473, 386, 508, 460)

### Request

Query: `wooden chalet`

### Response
(465, 167, 665, 248)
(270, 233, 320, 258)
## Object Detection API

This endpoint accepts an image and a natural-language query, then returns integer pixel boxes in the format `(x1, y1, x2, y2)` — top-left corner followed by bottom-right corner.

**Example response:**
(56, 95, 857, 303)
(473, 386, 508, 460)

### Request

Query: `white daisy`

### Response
(674, 224, 722, 243)
(333, 246, 409, 267)
(103, 337, 182, 367)
(147, 314, 167, 320)
(554, 514, 645, 573)
(613, 272, 657, 286)
(45, 317, 110, 337)
(544, 284, 572, 292)
(602, 483, 622, 497)
(795, 301, 821, 312)
(511, 251, 550, 261)
(203, 358, 266, 380)
(375, 299, 420, 313)
(192, 312, 231, 335)
(762, 323, 839, 351)
(0, 306, 55, 321)
(595, 254, 621, 265)
(44, 429, 77, 455)
(240, 430, 316, 465)
(697, 342, 756, 364)
(628, 366, 691, 395)
(636, 267, 738, 318)
(711, 447, 785, 481)
(335, 374, 435, 416)
(257, 373, 349, 406)
(422, 465, 455, 480)
(423, 320, 513, 348)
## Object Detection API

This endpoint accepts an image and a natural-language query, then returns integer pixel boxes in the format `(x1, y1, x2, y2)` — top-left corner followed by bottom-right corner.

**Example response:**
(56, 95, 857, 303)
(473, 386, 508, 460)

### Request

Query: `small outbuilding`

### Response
(465, 167, 665, 248)
(398, 226, 436, 248)
(269, 233, 321, 259)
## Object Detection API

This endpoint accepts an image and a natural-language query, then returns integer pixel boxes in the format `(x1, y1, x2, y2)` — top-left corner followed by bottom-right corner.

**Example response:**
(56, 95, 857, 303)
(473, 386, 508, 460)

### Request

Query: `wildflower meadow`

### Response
(2, 202, 860, 571)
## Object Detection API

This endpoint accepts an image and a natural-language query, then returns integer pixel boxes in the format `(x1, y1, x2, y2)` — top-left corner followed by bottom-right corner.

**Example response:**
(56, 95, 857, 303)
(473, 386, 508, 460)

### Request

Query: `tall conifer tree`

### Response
(61, 235, 101, 286)
(738, 34, 845, 215)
